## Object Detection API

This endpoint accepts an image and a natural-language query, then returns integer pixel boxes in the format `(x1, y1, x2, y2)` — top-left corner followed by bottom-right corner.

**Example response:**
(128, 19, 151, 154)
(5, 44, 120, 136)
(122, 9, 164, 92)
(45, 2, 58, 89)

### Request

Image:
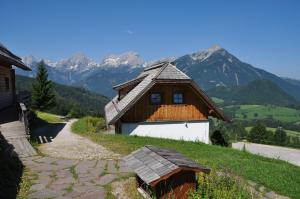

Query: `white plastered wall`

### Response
(121, 121, 210, 144)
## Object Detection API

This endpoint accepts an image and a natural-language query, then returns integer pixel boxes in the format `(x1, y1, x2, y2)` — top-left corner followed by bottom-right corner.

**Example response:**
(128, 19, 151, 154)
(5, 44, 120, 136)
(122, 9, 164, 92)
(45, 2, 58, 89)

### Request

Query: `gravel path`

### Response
(38, 119, 120, 160)
(232, 142, 300, 166)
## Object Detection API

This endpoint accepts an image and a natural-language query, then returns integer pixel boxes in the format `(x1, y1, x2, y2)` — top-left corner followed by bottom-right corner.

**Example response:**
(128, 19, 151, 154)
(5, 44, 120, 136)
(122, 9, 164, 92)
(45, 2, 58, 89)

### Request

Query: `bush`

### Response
(248, 122, 271, 143)
(210, 130, 229, 147)
(273, 128, 287, 145)
(189, 171, 250, 199)
(71, 116, 106, 134)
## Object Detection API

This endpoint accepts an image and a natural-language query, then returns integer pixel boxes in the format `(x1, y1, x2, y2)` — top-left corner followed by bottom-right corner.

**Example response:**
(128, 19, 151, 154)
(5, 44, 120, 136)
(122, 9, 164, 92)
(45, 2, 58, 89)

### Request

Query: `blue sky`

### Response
(1, 0, 300, 78)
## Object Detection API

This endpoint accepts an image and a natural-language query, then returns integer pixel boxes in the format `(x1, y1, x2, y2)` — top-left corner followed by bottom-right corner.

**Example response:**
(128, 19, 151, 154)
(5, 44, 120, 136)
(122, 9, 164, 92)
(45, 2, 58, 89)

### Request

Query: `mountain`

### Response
(173, 45, 300, 101)
(283, 77, 300, 87)
(16, 45, 300, 101)
(206, 79, 299, 106)
(17, 52, 145, 97)
(15, 75, 109, 116)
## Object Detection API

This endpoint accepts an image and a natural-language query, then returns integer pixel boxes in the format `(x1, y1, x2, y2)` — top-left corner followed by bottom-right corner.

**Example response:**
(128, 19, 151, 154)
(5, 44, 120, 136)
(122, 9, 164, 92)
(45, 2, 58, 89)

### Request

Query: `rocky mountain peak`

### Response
(101, 51, 145, 67)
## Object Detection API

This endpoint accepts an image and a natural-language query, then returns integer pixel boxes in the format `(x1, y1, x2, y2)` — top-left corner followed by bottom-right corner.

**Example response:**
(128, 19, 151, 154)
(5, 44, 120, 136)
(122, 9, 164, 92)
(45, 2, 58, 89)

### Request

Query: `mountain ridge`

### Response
(16, 45, 300, 101)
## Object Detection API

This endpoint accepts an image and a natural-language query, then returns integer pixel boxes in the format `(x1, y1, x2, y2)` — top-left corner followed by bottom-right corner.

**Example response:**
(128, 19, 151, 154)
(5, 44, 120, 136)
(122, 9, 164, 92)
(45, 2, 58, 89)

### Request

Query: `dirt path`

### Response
(232, 142, 300, 166)
(38, 119, 120, 160)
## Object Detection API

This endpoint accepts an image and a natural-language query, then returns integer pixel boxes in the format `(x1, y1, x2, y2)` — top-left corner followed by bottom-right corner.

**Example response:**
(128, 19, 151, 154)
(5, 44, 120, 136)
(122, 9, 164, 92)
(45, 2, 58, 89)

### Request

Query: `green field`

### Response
(245, 126, 300, 138)
(72, 117, 300, 199)
(211, 97, 224, 104)
(228, 105, 300, 123)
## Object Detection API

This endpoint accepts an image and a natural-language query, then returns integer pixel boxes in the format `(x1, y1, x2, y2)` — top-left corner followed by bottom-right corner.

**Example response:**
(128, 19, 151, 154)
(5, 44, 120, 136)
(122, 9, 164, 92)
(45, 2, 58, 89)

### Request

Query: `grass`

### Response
(245, 126, 300, 138)
(228, 104, 300, 123)
(36, 111, 64, 123)
(16, 169, 32, 199)
(72, 118, 300, 199)
(69, 166, 78, 180)
(31, 111, 65, 129)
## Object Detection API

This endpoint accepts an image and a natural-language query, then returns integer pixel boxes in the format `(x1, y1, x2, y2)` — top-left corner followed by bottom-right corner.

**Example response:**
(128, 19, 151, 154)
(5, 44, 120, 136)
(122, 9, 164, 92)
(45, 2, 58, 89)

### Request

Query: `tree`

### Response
(31, 61, 56, 110)
(273, 128, 287, 145)
(248, 122, 270, 143)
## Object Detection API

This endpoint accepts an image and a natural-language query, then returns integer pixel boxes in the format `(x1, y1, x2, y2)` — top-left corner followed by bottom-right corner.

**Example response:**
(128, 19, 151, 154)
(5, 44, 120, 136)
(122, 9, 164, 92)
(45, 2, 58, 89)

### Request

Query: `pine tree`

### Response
(31, 61, 56, 110)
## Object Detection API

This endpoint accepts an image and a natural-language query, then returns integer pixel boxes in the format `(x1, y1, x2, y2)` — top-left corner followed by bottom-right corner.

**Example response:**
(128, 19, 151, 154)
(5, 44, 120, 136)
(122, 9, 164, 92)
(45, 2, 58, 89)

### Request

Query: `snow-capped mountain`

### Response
(16, 46, 300, 100)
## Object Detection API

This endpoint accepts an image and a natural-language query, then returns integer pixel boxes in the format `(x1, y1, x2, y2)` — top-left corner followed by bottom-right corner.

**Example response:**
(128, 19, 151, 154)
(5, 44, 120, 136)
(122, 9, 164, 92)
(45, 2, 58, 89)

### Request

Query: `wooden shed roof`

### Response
(105, 62, 227, 125)
(0, 42, 31, 71)
(123, 145, 210, 186)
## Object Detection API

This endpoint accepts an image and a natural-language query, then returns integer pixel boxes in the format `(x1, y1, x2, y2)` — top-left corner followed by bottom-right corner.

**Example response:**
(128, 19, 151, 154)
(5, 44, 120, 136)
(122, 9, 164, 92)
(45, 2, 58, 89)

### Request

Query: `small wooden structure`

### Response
(0, 42, 31, 110)
(105, 62, 227, 143)
(123, 145, 211, 199)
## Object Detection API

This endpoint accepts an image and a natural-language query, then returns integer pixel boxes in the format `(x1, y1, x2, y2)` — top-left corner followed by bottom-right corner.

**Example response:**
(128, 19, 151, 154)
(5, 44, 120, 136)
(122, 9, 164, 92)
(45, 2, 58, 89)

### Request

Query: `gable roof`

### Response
(123, 145, 210, 186)
(105, 62, 227, 125)
(0, 43, 31, 71)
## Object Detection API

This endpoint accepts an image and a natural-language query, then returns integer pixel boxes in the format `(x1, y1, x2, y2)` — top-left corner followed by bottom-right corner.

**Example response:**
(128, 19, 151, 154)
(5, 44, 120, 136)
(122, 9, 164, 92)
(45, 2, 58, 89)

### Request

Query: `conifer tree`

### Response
(31, 61, 56, 110)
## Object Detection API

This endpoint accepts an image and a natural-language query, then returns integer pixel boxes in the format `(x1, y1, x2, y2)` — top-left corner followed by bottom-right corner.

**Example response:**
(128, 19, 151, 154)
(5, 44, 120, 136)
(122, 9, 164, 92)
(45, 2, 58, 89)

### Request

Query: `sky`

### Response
(1, 0, 300, 79)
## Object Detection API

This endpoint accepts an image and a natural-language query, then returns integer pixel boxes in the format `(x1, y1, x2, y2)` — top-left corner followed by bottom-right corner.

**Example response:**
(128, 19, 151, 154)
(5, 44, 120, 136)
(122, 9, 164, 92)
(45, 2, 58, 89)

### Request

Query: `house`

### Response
(0, 43, 31, 111)
(123, 145, 211, 198)
(105, 62, 227, 143)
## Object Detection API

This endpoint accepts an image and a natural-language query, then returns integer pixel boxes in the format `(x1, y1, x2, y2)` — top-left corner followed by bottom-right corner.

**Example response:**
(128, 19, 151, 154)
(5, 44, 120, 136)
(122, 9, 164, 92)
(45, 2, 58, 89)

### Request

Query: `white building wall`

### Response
(121, 121, 210, 144)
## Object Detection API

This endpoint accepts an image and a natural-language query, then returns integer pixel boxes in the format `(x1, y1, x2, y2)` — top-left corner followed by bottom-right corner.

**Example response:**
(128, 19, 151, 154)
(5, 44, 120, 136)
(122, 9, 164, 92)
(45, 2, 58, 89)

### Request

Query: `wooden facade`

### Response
(121, 83, 210, 123)
(0, 64, 15, 110)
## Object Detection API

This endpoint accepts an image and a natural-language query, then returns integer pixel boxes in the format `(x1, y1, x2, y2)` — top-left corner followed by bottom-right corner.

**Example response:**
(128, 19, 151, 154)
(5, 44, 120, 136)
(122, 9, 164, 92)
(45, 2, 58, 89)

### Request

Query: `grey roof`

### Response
(105, 62, 192, 125)
(123, 145, 210, 185)
(0, 42, 31, 71)
(105, 62, 227, 125)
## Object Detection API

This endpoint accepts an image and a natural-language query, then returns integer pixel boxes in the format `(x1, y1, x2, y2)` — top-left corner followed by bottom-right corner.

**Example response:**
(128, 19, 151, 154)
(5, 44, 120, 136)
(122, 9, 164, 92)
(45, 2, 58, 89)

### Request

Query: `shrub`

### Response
(210, 130, 229, 147)
(273, 128, 287, 145)
(71, 116, 106, 134)
(248, 122, 271, 143)
(189, 171, 250, 199)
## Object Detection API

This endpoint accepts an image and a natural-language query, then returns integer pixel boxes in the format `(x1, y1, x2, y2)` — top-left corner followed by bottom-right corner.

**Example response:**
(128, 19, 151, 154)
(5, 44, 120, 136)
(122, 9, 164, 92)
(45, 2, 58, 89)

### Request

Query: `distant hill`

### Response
(207, 79, 299, 106)
(16, 75, 109, 116)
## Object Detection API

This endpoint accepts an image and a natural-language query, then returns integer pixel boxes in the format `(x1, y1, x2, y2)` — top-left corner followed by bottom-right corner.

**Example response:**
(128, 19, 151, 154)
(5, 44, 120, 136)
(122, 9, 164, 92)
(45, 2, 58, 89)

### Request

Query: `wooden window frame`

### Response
(150, 92, 163, 105)
(4, 77, 9, 91)
(172, 91, 185, 104)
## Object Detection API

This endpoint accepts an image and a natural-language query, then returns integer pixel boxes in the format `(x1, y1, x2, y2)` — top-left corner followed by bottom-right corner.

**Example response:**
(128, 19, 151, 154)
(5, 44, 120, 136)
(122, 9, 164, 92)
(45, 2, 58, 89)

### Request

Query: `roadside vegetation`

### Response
(72, 117, 300, 199)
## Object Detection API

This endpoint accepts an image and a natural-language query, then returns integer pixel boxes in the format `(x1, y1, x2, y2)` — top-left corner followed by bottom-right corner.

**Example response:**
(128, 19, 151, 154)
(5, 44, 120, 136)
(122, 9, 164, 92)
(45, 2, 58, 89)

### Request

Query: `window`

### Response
(150, 93, 162, 105)
(4, 77, 9, 91)
(173, 92, 184, 104)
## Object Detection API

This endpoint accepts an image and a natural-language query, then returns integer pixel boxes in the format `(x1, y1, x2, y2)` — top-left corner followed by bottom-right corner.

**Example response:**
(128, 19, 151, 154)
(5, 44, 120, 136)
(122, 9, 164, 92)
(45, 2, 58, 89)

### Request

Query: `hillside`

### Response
(224, 104, 300, 123)
(15, 75, 109, 116)
(207, 79, 299, 106)
(17, 45, 300, 100)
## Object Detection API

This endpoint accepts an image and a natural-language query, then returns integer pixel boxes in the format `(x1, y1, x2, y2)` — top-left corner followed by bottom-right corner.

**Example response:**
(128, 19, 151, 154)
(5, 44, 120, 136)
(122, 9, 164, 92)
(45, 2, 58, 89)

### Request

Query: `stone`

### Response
(34, 157, 57, 164)
(29, 183, 45, 192)
(28, 189, 60, 199)
(265, 191, 278, 199)
(77, 189, 106, 199)
(94, 174, 118, 185)
(107, 160, 117, 173)
(54, 159, 79, 168)
(259, 186, 266, 193)
(48, 183, 71, 192)
(52, 177, 76, 185)
(72, 184, 100, 193)
(75, 160, 97, 174)
(247, 180, 257, 187)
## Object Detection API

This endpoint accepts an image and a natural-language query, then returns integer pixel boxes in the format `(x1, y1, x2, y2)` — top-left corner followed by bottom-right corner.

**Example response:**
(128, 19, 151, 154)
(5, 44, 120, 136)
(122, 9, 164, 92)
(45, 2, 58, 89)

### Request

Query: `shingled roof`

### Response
(0, 42, 31, 71)
(123, 145, 210, 186)
(105, 62, 227, 125)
